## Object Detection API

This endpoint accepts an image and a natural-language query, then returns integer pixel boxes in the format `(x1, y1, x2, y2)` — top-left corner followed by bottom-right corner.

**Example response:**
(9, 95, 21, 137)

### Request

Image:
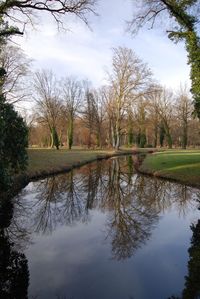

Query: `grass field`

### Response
(26, 148, 147, 179)
(139, 150, 200, 187)
(27, 148, 113, 178)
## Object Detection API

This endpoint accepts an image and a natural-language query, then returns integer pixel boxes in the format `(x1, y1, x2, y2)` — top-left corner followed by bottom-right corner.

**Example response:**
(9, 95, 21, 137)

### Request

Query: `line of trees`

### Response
(1, 41, 198, 152)
(27, 47, 199, 150)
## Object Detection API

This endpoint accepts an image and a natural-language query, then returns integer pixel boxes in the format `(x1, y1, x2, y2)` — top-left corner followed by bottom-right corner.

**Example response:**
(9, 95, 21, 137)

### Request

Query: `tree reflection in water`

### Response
(168, 220, 200, 299)
(0, 197, 29, 298)
(14, 156, 199, 261)
(2, 155, 200, 298)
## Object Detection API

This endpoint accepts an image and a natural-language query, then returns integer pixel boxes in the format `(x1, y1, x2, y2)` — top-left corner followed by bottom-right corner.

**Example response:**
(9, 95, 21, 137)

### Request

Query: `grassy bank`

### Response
(5, 147, 153, 200)
(27, 148, 117, 179)
(27, 147, 153, 179)
(139, 150, 200, 187)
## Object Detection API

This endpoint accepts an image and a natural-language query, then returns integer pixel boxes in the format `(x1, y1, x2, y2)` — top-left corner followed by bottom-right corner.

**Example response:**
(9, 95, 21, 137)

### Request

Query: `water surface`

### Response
(1, 156, 200, 299)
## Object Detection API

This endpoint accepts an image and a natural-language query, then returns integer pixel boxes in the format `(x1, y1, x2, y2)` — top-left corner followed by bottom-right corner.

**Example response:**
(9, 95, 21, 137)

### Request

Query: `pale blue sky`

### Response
(15, 0, 190, 90)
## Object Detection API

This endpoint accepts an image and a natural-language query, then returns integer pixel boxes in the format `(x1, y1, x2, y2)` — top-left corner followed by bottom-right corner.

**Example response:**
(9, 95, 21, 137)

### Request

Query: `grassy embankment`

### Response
(7, 147, 152, 199)
(26, 147, 151, 180)
(139, 150, 200, 187)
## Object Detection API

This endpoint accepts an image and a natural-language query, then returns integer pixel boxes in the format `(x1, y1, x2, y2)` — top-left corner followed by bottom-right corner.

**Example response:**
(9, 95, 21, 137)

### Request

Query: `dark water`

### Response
(1, 156, 200, 299)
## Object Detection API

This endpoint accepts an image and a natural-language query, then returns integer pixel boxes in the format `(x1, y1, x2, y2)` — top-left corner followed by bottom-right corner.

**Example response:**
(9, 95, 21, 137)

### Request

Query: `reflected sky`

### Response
(1, 156, 200, 299)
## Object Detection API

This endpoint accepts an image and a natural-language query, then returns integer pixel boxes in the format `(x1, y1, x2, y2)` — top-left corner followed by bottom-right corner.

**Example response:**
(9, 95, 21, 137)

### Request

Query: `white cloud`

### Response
(14, 0, 190, 90)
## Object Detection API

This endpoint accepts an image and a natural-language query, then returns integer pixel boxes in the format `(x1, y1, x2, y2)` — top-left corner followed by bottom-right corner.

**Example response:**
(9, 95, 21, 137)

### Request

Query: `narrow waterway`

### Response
(1, 155, 200, 299)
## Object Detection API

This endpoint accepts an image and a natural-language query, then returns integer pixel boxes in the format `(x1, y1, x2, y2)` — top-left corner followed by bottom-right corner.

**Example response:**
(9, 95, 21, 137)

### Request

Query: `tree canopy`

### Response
(129, 0, 200, 118)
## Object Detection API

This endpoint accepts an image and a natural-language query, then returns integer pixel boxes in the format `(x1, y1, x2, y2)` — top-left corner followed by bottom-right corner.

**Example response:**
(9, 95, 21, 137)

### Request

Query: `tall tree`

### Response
(146, 86, 162, 148)
(134, 97, 148, 148)
(158, 89, 174, 148)
(176, 85, 192, 149)
(33, 69, 61, 150)
(82, 87, 96, 148)
(61, 77, 83, 150)
(108, 46, 152, 150)
(129, 0, 200, 118)
(91, 88, 105, 148)
(147, 87, 174, 148)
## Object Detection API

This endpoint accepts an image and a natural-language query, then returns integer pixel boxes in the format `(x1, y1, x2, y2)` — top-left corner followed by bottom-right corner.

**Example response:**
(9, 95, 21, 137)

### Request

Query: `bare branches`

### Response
(33, 69, 62, 131)
(61, 77, 83, 118)
(127, 0, 199, 34)
(0, 43, 32, 104)
(0, 0, 97, 32)
(127, 0, 167, 34)
(106, 46, 153, 149)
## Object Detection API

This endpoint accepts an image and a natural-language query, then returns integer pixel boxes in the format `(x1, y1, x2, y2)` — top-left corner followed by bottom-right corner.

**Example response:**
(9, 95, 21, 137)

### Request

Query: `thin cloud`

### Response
(14, 0, 190, 89)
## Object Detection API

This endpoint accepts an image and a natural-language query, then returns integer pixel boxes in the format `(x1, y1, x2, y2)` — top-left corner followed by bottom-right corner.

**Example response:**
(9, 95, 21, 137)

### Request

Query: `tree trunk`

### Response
(51, 127, 60, 150)
(128, 127, 134, 147)
(163, 121, 172, 149)
(111, 125, 117, 149)
(154, 124, 158, 148)
(115, 129, 120, 150)
(67, 117, 73, 150)
(96, 127, 102, 148)
(182, 122, 188, 149)
(50, 131, 54, 148)
(165, 128, 172, 149)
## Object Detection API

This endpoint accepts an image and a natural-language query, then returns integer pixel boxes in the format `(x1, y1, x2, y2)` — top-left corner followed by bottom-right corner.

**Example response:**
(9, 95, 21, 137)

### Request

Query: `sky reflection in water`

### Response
(1, 156, 200, 299)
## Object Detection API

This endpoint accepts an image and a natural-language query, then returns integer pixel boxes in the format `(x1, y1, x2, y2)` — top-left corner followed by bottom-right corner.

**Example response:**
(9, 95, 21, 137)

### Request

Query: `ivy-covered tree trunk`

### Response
(136, 131, 141, 148)
(158, 1, 200, 119)
(182, 121, 188, 149)
(67, 117, 73, 150)
(159, 122, 165, 147)
(96, 128, 101, 148)
(139, 132, 146, 148)
(169, 30, 200, 119)
(153, 124, 158, 148)
(127, 110, 134, 147)
(185, 33, 200, 118)
(128, 128, 134, 147)
(51, 127, 60, 150)
(164, 125, 172, 149)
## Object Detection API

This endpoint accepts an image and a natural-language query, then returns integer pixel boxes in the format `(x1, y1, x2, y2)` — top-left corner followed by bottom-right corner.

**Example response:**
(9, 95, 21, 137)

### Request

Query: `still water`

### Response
(1, 156, 200, 299)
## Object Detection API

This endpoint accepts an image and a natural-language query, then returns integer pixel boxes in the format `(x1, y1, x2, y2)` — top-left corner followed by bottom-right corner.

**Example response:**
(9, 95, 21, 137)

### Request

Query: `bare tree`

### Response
(153, 88, 174, 148)
(82, 85, 96, 148)
(134, 96, 149, 148)
(0, 44, 31, 104)
(61, 77, 83, 150)
(101, 85, 116, 148)
(90, 88, 106, 148)
(146, 84, 163, 147)
(33, 69, 62, 149)
(176, 84, 192, 149)
(107, 46, 152, 150)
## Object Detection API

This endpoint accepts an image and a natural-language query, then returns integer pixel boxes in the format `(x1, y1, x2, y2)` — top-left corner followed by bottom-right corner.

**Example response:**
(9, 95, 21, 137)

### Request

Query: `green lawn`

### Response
(140, 150, 200, 187)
